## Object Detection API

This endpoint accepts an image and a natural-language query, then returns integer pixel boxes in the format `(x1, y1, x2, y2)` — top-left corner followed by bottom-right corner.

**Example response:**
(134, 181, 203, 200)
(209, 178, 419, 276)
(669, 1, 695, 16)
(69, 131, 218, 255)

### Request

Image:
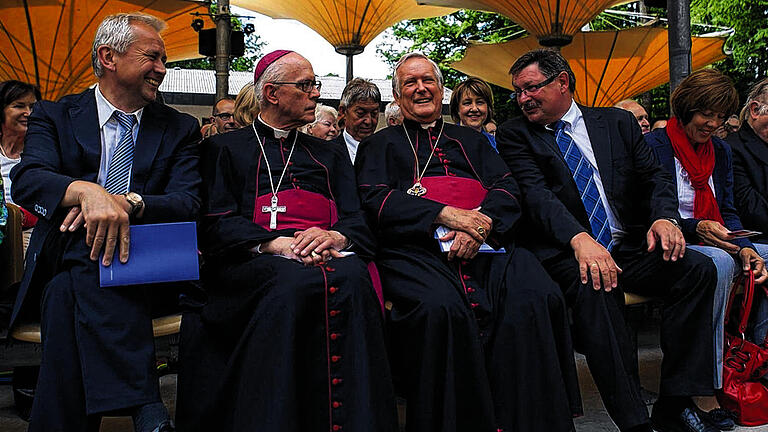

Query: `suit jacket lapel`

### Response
(131, 102, 165, 193)
(69, 89, 102, 168)
(740, 124, 768, 168)
(581, 106, 614, 196)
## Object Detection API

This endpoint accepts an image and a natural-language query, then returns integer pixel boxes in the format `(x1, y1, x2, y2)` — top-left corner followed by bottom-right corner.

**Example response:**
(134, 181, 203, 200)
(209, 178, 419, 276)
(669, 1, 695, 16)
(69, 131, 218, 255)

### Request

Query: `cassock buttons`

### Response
(331, 355, 341, 362)
(462, 274, 470, 280)
(330, 310, 340, 317)
(325, 266, 335, 272)
(332, 401, 342, 408)
(333, 425, 342, 431)
(332, 378, 343, 385)
(329, 287, 338, 294)
(467, 287, 475, 293)
(330, 333, 340, 340)
(471, 303, 479, 309)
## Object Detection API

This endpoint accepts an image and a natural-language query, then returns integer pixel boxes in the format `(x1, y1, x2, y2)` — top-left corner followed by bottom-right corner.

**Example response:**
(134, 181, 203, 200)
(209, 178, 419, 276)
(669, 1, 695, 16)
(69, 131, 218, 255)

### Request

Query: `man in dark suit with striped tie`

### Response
(9, 13, 200, 432)
(496, 49, 719, 432)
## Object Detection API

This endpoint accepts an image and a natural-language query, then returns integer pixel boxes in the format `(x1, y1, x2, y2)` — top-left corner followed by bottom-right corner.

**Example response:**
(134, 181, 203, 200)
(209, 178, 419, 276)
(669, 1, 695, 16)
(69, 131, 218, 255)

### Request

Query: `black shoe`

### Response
(696, 407, 735, 431)
(651, 407, 719, 432)
(152, 420, 175, 432)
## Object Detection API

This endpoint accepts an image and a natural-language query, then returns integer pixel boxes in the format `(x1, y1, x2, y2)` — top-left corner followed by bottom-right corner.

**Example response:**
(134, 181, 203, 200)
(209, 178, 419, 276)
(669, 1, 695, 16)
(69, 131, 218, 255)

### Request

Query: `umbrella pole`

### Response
(215, 0, 232, 100)
(667, 0, 691, 93)
(346, 54, 354, 83)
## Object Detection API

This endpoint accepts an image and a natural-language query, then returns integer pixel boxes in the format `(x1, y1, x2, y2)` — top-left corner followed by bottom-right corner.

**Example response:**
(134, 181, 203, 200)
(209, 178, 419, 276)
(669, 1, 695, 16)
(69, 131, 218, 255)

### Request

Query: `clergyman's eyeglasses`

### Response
(270, 79, 322, 93)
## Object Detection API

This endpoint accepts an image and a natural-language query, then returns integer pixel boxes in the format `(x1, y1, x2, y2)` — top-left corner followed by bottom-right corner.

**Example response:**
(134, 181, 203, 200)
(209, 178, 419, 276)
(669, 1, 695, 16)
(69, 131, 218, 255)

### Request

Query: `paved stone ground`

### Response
(1, 323, 767, 431)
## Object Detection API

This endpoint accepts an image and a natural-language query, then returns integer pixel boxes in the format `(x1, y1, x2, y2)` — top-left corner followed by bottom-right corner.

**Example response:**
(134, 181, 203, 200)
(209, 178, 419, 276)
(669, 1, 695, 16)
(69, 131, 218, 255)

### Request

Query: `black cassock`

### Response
(355, 119, 582, 432)
(176, 120, 398, 432)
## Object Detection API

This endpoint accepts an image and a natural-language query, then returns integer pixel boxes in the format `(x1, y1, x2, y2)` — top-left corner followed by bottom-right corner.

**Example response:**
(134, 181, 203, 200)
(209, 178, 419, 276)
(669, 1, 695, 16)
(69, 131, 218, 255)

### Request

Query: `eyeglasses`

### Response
(270, 79, 322, 93)
(213, 112, 234, 120)
(510, 73, 560, 100)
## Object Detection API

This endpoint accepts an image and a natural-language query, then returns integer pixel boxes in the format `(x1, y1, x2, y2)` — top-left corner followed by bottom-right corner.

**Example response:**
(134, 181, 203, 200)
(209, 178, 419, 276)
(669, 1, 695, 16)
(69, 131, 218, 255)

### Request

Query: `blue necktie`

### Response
(104, 111, 136, 194)
(554, 120, 614, 250)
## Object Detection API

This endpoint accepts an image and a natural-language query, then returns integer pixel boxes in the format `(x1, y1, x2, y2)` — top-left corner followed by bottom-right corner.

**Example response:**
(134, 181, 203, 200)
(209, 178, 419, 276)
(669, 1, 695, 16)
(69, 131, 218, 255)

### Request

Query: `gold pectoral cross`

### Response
(262, 195, 286, 229)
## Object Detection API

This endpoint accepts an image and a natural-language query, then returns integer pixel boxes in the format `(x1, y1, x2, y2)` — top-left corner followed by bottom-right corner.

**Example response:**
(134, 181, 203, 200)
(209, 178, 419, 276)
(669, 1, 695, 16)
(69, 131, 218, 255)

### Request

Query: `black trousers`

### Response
(28, 237, 161, 432)
(542, 247, 716, 431)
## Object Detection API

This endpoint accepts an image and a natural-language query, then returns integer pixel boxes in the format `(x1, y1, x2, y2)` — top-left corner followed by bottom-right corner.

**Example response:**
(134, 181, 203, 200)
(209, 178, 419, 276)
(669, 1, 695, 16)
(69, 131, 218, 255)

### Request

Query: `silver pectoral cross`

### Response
(262, 195, 286, 229)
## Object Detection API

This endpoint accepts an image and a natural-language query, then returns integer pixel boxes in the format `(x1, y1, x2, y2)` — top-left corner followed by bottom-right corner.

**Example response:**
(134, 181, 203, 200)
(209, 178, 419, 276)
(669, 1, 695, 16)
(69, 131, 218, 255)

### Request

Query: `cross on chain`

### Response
(262, 195, 286, 229)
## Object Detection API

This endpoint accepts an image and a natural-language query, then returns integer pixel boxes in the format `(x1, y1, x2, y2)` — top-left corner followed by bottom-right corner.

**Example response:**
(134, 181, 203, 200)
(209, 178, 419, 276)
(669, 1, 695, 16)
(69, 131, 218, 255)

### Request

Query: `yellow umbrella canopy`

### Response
(419, 0, 628, 46)
(0, 0, 210, 101)
(232, 0, 454, 55)
(451, 27, 728, 107)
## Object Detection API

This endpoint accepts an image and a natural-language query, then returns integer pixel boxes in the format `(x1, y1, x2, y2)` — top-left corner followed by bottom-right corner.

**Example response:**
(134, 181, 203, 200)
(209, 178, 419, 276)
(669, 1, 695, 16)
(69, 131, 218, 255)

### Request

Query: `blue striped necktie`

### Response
(554, 120, 614, 250)
(104, 111, 136, 194)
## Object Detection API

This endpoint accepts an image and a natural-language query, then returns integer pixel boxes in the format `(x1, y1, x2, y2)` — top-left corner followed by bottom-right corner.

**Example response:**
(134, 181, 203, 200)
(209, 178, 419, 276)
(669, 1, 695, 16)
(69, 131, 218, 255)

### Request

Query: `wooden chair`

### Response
(10, 313, 183, 343)
(0, 203, 24, 292)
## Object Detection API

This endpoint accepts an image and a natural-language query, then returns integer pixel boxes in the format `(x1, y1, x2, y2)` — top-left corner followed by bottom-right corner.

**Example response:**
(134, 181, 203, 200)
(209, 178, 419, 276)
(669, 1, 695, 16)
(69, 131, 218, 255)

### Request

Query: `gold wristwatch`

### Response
(124, 192, 144, 217)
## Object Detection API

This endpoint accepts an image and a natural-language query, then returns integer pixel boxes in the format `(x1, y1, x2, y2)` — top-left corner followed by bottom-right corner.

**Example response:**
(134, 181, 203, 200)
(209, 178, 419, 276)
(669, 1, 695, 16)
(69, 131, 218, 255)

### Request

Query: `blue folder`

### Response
(99, 222, 200, 287)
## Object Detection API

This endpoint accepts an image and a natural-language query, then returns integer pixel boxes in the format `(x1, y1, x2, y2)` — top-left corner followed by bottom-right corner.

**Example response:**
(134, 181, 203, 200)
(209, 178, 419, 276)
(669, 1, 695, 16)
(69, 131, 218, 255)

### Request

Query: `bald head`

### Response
(255, 52, 320, 130)
(614, 99, 650, 134)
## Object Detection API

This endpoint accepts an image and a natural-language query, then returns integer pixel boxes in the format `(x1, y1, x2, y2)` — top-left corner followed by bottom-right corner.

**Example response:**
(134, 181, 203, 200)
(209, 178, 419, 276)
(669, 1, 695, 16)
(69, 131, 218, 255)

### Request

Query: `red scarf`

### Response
(666, 116, 724, 224)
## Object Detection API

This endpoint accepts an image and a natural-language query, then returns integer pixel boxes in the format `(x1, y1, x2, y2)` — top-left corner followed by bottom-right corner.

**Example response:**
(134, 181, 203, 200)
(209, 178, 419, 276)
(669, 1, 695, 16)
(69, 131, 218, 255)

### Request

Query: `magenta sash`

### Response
(253, 189, 338, 231)
(421, 176, 487, 209)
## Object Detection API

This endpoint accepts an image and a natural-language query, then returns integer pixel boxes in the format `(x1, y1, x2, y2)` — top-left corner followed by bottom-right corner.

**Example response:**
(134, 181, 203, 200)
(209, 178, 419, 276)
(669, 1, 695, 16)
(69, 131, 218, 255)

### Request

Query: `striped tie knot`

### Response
(113, 111, 136, 130)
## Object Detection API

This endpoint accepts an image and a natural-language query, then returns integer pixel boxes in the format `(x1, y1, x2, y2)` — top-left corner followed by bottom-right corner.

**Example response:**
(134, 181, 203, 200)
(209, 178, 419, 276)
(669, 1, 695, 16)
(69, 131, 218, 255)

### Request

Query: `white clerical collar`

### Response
(257, 114, 291, 139)
(95, 85, 144, 128)
(545, 99, 581, 131)
(420, 121, 437, 129)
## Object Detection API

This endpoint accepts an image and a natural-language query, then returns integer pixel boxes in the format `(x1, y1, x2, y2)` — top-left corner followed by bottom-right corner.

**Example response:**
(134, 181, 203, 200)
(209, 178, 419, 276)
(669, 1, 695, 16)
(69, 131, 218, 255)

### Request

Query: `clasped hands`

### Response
(59, 180, 133, 267)
(261, 227, 348, 266)
(571, 219, 685, 291)
(696, 220, 767, 283)
(435, 206, 492, 261)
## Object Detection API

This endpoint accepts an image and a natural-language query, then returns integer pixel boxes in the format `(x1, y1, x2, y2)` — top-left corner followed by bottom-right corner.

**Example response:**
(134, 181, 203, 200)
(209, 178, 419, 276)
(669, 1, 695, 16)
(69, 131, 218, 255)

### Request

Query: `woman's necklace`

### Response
(402, 121, 444, 196)
(252, 122, 298, 229)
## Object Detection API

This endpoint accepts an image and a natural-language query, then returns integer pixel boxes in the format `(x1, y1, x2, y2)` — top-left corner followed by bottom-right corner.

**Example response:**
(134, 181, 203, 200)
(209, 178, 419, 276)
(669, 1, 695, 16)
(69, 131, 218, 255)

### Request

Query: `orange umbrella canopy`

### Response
(232, 0, 454, 55)
(419, 0, 628, 46)
(451, 27, 728, 107)
(0, 0, 210, 101)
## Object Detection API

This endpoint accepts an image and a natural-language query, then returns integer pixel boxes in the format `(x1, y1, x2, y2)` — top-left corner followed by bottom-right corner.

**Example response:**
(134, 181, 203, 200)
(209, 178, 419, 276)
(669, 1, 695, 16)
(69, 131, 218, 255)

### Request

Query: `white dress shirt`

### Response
(343, 130, 360, 163)
(674, 158, 716, 218)
(547, 100, 625, 241)
(94, 85, 143, 188)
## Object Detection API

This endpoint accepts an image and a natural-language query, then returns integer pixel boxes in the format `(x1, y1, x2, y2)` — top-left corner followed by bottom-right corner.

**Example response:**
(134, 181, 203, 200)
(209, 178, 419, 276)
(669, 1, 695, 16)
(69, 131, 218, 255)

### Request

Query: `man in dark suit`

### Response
(730, 77, 768, 244)
(10, 13, 200, 432)
(496, 49, 719, 432)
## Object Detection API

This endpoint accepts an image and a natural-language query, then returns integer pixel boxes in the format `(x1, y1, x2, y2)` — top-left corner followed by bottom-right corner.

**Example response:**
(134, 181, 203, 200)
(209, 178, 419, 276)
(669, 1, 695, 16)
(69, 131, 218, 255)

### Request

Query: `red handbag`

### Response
(717, 271, 768, 426)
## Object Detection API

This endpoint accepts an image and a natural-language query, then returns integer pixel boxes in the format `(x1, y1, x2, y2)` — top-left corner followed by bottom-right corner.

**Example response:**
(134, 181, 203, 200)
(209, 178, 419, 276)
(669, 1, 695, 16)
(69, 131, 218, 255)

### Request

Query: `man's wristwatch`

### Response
(665, 217, 681, 230)
(124, 192, 144, 217)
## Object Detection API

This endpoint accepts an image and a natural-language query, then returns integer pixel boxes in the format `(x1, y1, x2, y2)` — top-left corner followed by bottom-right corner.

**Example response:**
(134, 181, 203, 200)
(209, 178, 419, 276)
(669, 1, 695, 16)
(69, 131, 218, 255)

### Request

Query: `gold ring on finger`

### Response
(476, 226, 486, 237)
(590, 263, 599, 268)
(311, 251, 320, 258)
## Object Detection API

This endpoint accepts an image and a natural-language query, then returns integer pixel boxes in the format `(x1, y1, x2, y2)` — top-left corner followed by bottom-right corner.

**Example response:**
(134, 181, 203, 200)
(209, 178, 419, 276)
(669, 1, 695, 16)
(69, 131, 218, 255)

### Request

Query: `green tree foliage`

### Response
(691, 0, 768, 98)
(167, 2, 264, 72)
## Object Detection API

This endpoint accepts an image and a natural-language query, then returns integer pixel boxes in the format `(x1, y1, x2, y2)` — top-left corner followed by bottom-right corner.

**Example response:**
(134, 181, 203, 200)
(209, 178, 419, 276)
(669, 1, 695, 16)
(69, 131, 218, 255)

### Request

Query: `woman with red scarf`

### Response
(646, 68, 768, 430)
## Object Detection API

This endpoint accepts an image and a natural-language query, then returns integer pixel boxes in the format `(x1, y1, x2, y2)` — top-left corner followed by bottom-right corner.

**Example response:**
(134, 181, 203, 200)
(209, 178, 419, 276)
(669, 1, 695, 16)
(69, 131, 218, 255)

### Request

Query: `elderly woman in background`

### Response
(1, 80, 40, 231)
(233, 81, 259, 127)
(449, 77, 497, 151)
(645, 69, 768, 429)
(301, 103, 339, 140)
